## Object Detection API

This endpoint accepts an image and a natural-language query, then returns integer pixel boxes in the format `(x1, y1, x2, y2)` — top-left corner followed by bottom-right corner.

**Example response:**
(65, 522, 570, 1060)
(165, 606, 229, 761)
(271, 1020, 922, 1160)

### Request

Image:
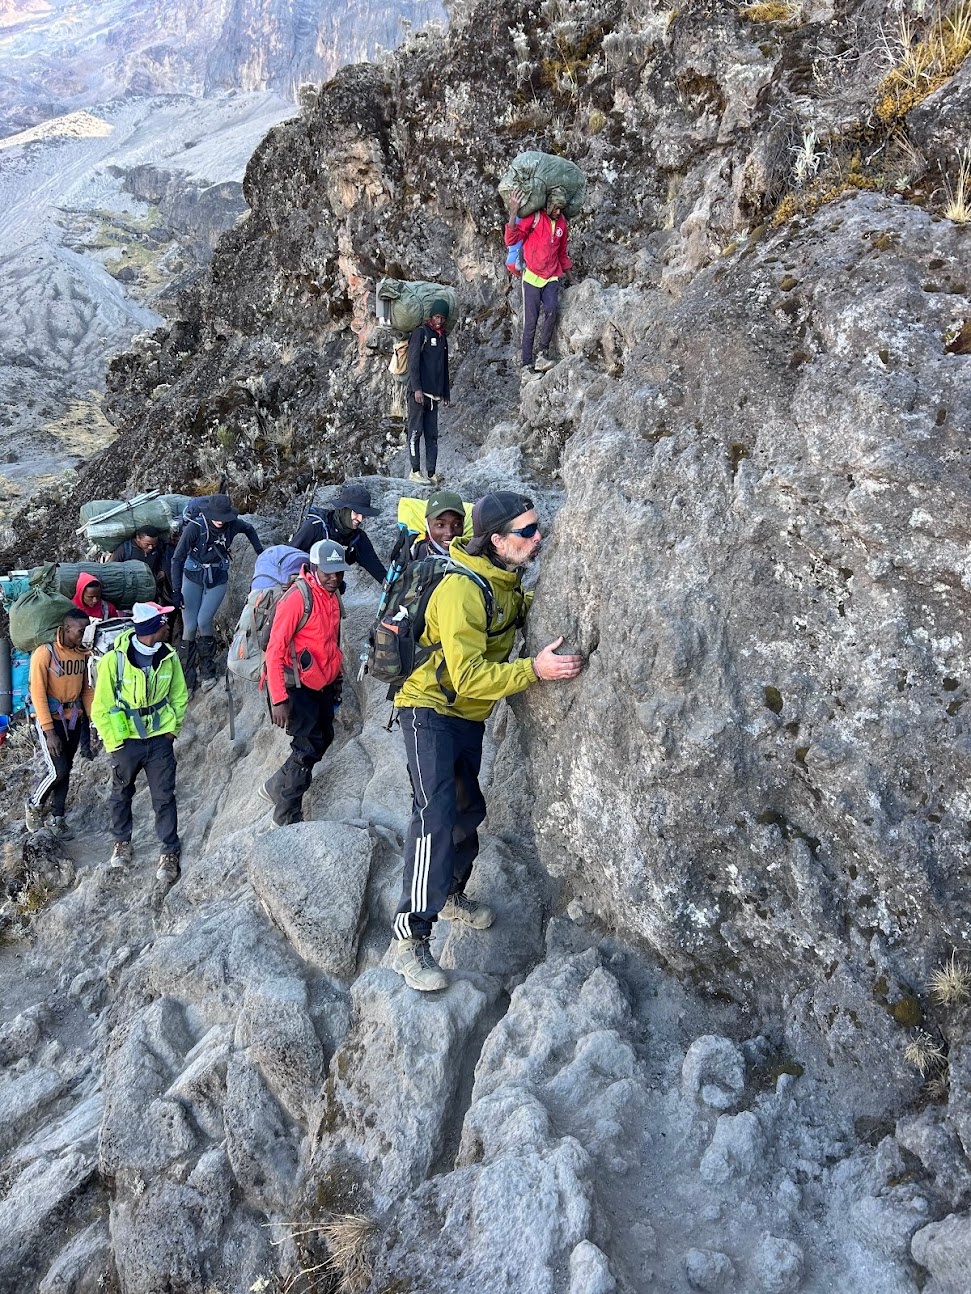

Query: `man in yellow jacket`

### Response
(391, 491, 583, 991)
(91, 602, 188, 885)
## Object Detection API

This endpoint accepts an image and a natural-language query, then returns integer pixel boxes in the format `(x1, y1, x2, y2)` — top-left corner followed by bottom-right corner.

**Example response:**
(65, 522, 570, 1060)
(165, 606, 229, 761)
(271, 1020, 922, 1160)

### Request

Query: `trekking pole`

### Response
(225, 671, 237, 743)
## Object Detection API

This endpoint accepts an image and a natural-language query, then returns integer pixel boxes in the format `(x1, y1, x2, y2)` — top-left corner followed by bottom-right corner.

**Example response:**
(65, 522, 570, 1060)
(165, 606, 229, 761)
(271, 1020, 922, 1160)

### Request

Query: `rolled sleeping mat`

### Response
(48, 561, 157, 609)
(79, 497, 175, 551)
(0, 636, 11, 717)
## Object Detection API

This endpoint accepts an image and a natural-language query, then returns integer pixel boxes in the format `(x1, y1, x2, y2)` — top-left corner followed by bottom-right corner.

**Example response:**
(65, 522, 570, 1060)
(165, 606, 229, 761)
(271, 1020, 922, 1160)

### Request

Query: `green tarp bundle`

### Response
(47, 562, 156, 609)
(498, 151, 586, 219)
(7, 566, 75, 653)
(80, 496, 176, 552)
(376, 280, 459, 336)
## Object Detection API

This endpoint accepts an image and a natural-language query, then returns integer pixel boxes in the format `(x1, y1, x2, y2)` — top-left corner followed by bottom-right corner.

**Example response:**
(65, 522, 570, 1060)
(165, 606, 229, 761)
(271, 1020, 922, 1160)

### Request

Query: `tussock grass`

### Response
(741, 2, 798, 22)
(943, 145, 971, 222)
(279, 1214, 377, 1294)
(904, 1029, 947, 1076)
(928, 951, 971, 1005)
(876, 1, 971, 124)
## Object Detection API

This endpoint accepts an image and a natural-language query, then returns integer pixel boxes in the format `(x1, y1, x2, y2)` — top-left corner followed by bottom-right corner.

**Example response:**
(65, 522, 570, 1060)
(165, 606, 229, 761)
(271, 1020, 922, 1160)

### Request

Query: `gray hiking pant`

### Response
(181, 578, 227, 640)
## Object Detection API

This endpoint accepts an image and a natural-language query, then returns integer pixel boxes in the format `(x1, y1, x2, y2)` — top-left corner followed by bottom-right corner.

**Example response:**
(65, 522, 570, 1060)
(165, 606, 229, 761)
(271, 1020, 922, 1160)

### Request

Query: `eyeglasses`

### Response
(505, 522, 540, 539)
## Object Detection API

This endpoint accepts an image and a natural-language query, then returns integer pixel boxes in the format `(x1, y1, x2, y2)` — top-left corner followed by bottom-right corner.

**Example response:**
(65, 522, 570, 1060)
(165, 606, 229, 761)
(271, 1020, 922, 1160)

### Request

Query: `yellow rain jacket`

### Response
(91, 629, 189, 752)
(395, 536, 536, 722)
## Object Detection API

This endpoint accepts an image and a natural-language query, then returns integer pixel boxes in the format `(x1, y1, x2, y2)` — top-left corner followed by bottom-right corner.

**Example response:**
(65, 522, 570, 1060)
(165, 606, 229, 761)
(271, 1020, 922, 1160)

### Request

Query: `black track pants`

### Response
(110, 735, 180, 853)
(394, 707, 486, 941)
(265, 682, 339, 826)
(29, 717, 82, 817)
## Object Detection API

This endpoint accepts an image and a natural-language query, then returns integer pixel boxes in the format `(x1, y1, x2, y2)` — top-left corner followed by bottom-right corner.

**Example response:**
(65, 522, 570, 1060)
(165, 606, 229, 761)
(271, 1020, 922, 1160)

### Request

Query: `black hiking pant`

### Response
(110, 734, 180, 853)
(407, 391, 440, 475)
(30, 716, 83, 818)
(522, 278, 560, 365)
(265, 682, 339, 826)
(394, 707, 486, 941)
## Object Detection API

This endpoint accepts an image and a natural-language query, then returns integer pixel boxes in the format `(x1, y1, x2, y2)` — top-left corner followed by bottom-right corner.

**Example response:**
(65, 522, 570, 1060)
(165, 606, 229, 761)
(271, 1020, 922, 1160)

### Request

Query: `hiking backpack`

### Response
(505, 212, 541, 276)
(364, 553, 496, 701)
(227, 577, 313, 684)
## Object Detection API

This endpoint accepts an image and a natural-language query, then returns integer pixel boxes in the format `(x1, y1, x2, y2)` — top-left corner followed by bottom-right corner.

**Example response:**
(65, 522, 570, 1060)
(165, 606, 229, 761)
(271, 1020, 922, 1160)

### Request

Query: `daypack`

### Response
(505, 212, 541, 276)
(227, 577, 313, 684)
(82, 617, 135, 686)
(365, 554, 496, 701)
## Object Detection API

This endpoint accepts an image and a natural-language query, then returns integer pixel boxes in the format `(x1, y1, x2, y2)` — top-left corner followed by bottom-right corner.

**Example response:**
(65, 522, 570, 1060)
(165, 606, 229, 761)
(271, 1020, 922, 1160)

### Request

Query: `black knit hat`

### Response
(328, 483, 379, 517)
(466, 491, 533, 556)
(429, 298, 450, 319)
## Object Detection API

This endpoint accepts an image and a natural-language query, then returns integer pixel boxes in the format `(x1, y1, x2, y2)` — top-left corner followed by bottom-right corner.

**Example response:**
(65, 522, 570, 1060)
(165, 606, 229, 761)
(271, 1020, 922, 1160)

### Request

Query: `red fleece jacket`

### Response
(264, 572, 342, 704)
(504, 211, 572, 280)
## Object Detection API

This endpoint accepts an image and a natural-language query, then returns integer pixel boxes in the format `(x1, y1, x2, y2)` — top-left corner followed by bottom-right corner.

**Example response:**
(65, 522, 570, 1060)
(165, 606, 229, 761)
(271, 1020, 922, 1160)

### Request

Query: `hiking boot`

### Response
(108, 840, 134, 870)
(391, 937, 448, 992)
(49, 816, 74, 841)
(156, 852, 181, 885)
(197, 635, 218, 689)
(178, 641, 199, 693)
(408, 469, 431, 484)
(440, 891, 495, 929)
(24, 800, 45, 833)
(78, 744, 94, 762)
(533, 352, 556, 373)
(258, 780, 278, 807)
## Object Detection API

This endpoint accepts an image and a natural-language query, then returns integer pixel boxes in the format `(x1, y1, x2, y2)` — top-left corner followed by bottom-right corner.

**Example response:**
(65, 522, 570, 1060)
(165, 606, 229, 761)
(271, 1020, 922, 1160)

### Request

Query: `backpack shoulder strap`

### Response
(296, 578, 314, 631)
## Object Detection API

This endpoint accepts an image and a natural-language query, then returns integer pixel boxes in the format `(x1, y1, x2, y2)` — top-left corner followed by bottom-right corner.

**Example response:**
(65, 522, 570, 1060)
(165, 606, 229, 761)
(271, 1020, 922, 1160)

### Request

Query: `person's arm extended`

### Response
(29, 647, 54, 731)
(436, 578, 536, 704)
(352, 532, 387, 584)
(264, 585, 304, 705)
(236, 519, 264, 555)
(503, 214, 529, 246)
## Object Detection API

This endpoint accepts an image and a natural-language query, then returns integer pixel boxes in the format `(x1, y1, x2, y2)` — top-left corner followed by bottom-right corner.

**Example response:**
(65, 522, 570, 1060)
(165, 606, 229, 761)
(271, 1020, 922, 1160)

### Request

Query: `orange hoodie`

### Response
(29, 633, 94, 732)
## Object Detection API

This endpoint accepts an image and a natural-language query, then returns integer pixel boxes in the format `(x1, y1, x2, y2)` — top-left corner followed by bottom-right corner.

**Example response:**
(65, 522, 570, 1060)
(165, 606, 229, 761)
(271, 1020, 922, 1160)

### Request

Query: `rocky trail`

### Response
(0, 435, 960, 1294)
(2, 0, 971, 1288)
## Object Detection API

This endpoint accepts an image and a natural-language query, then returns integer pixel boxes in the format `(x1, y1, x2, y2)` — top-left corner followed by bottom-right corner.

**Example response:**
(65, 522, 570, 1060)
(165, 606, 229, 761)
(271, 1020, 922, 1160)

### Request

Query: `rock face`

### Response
(2, 0, 971, 1291)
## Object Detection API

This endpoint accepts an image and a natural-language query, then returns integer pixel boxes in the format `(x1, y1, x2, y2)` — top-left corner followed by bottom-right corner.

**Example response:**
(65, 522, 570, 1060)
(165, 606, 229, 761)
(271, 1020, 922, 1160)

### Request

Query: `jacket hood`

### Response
(73, 572, 104, 608)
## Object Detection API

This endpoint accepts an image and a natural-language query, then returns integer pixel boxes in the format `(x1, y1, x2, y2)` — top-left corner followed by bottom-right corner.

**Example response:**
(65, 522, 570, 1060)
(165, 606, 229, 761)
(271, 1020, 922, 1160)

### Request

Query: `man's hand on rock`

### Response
(533, 637, 583, 682)
(271, 701, 291, 729)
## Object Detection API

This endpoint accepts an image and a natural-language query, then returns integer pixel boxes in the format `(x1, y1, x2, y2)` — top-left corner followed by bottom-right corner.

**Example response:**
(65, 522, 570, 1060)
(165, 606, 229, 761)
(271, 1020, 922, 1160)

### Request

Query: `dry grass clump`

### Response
(876, 2, 971, 124)
(741, 2, 799, 22)
(943, 145, 971, 222)
(904, 1028, 947, 1076)
(282, 1214, 377, 1294)
(771, 169, 882, 225)
(928, 951, 971, 1005)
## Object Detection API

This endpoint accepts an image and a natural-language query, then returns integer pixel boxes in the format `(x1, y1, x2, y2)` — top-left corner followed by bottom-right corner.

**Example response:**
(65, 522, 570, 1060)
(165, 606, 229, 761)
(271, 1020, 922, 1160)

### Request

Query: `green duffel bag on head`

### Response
(8, 565, 75, 653)
(499, 150, 586, 219)
(80, 496, 175, 552)
(48, 561, 156, 609)
(376, 279, 459, 336)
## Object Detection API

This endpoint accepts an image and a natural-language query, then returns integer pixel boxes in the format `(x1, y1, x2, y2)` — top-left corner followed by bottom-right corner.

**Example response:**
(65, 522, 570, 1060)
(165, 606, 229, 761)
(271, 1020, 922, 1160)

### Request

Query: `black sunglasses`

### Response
(505, 521, 540, 538)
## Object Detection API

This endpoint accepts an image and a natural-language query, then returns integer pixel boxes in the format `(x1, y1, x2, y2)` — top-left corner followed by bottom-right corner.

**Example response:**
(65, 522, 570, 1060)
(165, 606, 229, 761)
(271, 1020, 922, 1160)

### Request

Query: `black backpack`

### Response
(364, 554, 495, 702)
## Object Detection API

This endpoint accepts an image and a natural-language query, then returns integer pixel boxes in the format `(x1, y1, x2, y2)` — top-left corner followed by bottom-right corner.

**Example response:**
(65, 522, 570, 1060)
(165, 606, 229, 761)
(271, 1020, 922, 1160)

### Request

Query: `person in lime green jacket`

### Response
(390, 491, 583, 992)
(91, 602, 188, 886)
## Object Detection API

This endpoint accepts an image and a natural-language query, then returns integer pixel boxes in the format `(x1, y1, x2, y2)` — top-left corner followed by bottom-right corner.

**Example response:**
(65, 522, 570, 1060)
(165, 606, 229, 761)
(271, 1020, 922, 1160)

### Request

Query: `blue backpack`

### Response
(505, 213, 540, 276)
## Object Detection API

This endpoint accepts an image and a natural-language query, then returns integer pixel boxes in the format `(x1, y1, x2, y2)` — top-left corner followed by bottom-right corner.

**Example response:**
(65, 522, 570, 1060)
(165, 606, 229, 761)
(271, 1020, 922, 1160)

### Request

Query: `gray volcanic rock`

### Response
(521, 194, 971, 1041)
